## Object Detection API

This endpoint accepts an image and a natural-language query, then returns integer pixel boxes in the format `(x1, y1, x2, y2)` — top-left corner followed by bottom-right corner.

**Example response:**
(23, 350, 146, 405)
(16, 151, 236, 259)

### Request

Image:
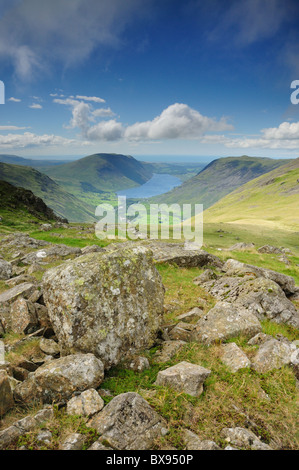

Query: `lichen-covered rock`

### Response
(67, 389, 104, 417)
(220, 427, 272, 450)
(0, 259, 12, 280)
(202, 275, 299, 328)
(14, 353, 104, 404)
(0, 370, 14, 416)
(221, 343, 251, 373)
(59, 433, 86, 450)
(183, 429, 221, 450)
(192, 301, 262, 345)
(88, 392, 167, 450)
(154, 361, 211, 396)
(252, 338, 296, 374)
(223, 259, 297, 296)
(42, 245, 164, 369)
(0, 283, 36, 332)
(10, 298, 38, 334)
(39, 338, 60, 356)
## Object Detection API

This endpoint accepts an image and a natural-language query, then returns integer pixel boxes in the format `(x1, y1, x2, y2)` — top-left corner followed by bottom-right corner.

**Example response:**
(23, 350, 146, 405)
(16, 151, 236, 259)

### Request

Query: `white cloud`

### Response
(0, 132, 87, 149)
(76, 95, 106, 103)
(29, 103, 43, 109)
(8, 97, 21, 102)
(0, 126, 28, 131)
(124, 103, 233, 141)
(86, 120, 124, 141)
(200, 121, 299, 150)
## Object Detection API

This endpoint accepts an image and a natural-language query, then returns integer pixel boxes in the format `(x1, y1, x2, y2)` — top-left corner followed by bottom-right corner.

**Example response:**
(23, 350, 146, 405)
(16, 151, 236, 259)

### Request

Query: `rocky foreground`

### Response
(0, 233, 299, 450)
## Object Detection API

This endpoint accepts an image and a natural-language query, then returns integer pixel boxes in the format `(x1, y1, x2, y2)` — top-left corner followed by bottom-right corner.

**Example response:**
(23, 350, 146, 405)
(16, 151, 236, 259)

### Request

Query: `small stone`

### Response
(183, 429, 221, 450)
(126, 356, 150, 372)
(67, 389, 104, 417)
(36, 430, 52, 444)
(221, 343, 251, 373)
(39, 338, 60, 356)
(220, 427, 272, 450)
(59, 433, 86, 450)
(155, 361, 211, 397)
(0, 370, 14, 416)
(176, 307, 203, 323)
(153, 340, 186, 363)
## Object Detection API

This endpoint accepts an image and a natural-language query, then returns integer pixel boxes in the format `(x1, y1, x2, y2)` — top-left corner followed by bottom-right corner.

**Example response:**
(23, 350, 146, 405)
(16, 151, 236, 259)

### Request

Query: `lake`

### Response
(117, 173, 181, 199)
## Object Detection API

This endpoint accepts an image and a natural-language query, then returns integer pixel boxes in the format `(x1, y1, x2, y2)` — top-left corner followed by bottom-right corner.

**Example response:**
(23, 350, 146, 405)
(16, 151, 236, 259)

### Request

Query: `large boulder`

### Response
(223, 259, 297, 296)
(202, 275, 299, 329)
(88, 392, 167, 450)
(192, 301, 262, 345)
(14, 353, 104, 404)
(42, 245, 164, 369)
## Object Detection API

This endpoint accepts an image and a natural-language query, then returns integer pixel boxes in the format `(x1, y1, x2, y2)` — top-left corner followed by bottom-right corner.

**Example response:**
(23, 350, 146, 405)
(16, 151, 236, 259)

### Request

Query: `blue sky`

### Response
(0, 0, 299, 161)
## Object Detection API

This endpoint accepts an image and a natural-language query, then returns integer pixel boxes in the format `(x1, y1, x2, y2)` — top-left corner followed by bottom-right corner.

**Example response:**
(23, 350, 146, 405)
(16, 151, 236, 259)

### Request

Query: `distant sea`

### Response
(116, 173, 181, 199)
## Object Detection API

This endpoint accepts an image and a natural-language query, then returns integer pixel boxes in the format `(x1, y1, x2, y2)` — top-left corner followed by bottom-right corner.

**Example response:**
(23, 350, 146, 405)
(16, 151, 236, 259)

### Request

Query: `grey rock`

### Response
(14, 353, 104, 404)
(220, 427, 272, 450)
(67, 389, 104, 417)
(183, 429, 221, 450)
(155, 361, 211, 397)
(290, 349, 299, 379)
(0, 370, 14, 416)
(168, 322, 195, 342)
(39, 338, 60, 356)
(252, 338, 296, 374)
(10, 298, 38, 334)
(42, 244, 164, 369)
(221, 343, 251, 372)
(223, 258, 297, 296)
(125, 356, 150, 372)
(0, 283, 36, 332)
(0, 259, 12, 280)
(59, 433, 86, 450)
(36, 429, 52, 444)
(192, 301, 262, 345)
(193, 269, 217, 285)
(176, 307, 204, 323)
(88, 392, 167, 450)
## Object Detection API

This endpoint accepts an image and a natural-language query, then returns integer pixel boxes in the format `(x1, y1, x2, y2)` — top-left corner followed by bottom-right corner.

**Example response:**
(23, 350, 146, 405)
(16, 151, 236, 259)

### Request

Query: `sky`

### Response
(0, 0, 299, 161)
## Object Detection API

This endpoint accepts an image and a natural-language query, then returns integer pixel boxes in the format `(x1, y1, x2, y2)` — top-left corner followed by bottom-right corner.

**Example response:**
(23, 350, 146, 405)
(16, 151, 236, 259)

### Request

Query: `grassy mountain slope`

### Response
(150, 156, 290, 209)
(0, 180, 65, 230)
(0, 162, 96, 223)
(43, 153, 153, 195)
(203, 158, 299, 231)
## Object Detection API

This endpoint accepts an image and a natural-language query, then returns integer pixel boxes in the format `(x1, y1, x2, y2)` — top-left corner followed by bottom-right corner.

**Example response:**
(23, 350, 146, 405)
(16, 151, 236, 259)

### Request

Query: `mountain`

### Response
(0, 162, 96, 223)
(42, 153, 153, 196)
(203, 158, 299, 231)
(0, 180, 66, 227)
(0, 154, 68, 167)
(150, 156, 290, 209)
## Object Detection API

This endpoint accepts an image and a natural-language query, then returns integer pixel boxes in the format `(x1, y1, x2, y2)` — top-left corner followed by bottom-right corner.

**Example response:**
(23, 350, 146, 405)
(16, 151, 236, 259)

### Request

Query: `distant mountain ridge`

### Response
(42, 153, 153, 195)
(150, 156, 291, 209)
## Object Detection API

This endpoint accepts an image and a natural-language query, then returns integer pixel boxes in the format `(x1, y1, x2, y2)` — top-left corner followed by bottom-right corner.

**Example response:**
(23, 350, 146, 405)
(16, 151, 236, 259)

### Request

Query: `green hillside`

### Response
(0, 162, 96, 223)
(203, 158, 299, 231)
(43, 153, 153, 195)
(150, 156, 290, 209)
(0, 180, 65, 230)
